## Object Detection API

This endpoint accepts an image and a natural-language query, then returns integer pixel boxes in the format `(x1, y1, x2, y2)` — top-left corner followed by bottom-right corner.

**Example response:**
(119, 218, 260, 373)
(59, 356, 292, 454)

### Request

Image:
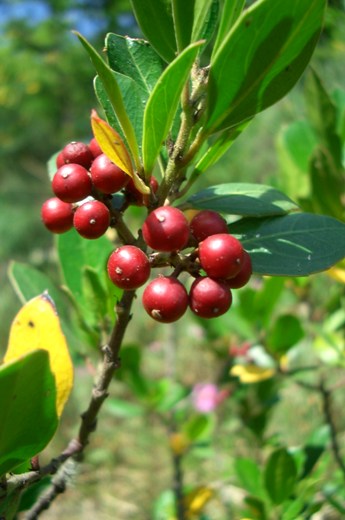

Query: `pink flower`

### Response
(192, 383, 229, 413)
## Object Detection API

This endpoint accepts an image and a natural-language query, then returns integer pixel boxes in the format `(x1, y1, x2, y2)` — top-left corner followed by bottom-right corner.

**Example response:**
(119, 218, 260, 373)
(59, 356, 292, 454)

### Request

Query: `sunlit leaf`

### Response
(4, 294, 73, 417)
(231, 364, 276, 383)
(0, 350, 57, 476)
(184, 486, 214, 516)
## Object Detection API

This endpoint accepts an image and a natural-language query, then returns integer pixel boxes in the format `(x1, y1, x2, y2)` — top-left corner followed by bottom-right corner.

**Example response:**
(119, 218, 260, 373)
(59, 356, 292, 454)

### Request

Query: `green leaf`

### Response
(191, 0, 219, 44)
(105, 34, 164, 95)
(0, 350, 58, 477)
(264, 448, 297, 505)
(266, 315, 304, 354)
(213, 0, 245, 55)
(105, 398, 145, 418)
(130, 0, 176, 62)
(185, 183, 298, 216)
(142, 41, 203, 174)
(172, 0, 217, 50)
(206, 0, 326, 133)
(235, 458, 266, 498)
(183, 414, 214, 442)
(74, 31, 140, 169)
(8, 261, 83, 352)
(229, 213, 345, 276)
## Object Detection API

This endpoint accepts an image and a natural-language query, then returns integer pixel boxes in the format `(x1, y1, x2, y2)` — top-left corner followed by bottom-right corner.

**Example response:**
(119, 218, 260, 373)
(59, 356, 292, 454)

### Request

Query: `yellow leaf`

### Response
(3, 293, 73, 417)
(326, 266, 345, 284)
(91, 110, 149, 195)
(169, 432, 190, 455)
(184, 486, 214, 517)
(231, 364, 276, 384)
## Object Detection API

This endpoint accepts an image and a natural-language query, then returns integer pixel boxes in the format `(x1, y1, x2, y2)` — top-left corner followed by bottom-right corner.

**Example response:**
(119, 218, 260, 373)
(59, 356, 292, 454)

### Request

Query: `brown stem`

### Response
(172, 451, 186, 520)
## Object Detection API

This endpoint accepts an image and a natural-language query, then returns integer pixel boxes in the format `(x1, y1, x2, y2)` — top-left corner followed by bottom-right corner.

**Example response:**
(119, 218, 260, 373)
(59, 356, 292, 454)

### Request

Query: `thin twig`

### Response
(172, 451, 186, 520)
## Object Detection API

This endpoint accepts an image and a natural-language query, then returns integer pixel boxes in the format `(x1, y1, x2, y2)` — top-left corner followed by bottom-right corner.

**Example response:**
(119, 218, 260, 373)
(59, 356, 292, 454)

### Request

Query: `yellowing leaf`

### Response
(169, 432, 190, 455)
(91, 110, 149, 195)
(326, 266, 345, 284)
(231, 364, 276, 384)
(3, 293, 73, 417)
(184, 486, 214, 518)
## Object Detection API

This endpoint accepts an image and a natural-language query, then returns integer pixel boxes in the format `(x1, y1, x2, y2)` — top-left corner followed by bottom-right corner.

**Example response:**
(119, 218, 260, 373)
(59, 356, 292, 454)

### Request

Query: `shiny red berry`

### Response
(52, 163, 92, 203)
(190, 210, 228, 242)
(90, 154, 129, 194)
(189, 277, 232, 318)
(62, 141, 93, 169)
(142, 206, 189, 252)
(89, 137, 103, 158)
(73, 200, 110, 239)
(107, 246, 150, 290)
(142, 276, 188, 323)
(199, 233, 244, 279)
(41, 197, 74, 234)
(226, 250, 252, 289)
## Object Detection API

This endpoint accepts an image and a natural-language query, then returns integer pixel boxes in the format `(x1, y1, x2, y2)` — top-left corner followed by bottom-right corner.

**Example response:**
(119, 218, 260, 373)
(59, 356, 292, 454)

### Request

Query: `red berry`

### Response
(199, 233, 244, 279)
(73, 200, 110, 239)
(56, 151, 65, 168)
(62, 141, 93, 169)
(89, 137, 103, 158)
(190, 210, 228, 242)
(90, 154, 129, 194)
(226, 250, 252, 289)
(41, 197, 74, 234)
(125, 176, 159, 206)
(189, 277, 232, 318)
(142, 276, 188, 323)
(52, 163, 92, 203)
(107, 246, 150, 290)
(142, 206, 190, 252)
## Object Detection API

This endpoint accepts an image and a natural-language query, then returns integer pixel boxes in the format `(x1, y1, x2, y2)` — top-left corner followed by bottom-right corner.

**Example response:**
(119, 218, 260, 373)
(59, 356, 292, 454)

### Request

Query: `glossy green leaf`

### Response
(95, 72, 145, 153)
(0, 350, 58, 477)
(206, 0, 326, 133)
(264, 448, 297, 505)
(229, 213, 345, 276)
(266, 315, 304, 353)
(74, 31, 140, 168)
(105, 33, 164, 95)
(142, 41, 203, 174)
(8, 261, 84, 351)
(185, 183, 298, 216)
(192, 0, 219, 44)
(130, 0, 176, 62)
(172, 0, 217, 50)
(213, 0, 245, 55)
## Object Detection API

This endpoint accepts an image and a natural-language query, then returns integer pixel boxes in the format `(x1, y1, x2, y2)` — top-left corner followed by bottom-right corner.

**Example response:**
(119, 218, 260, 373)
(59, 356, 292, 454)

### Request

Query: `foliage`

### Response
(1, 0, 345, 519)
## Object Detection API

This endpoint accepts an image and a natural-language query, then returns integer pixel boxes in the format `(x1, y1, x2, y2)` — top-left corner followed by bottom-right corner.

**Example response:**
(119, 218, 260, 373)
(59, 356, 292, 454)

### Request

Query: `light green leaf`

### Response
(74, 31, 140, 169)
(142, 41, 203, 174)
(130, 0, 176, 62)
(185, 183, 298, 216)
(0, 350, 58, 477)
(230, 213, 345, 276)
(213, 0, 245, 56)
(235, 457, 266, 498)
(264, 448, 297, 505)
(206, 0, 326, 133)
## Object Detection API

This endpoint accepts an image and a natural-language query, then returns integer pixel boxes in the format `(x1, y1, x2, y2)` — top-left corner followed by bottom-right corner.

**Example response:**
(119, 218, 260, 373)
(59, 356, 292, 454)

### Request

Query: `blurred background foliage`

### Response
(1, 1, 345, 518)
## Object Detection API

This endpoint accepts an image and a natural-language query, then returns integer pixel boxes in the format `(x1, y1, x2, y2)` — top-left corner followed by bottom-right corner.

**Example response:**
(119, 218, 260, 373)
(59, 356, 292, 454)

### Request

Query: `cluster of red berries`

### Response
(41, 139, 157, 238)
(107, 207, 252, 323)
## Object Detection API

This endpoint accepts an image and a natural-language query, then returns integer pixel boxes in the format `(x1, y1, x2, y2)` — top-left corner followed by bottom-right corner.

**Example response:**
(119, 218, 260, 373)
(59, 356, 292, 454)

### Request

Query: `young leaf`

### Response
(0, 350, 58, 477)
(74, 31, 140, 169)
(142, 41, 203, 174)
(229, 213, 345, 276)
(264, 448, 297, 505)
(130, 0, 176, 62)
(105, 34, 164, 95)
(185, 183, 298, 216)
(4, 293, 73, 417)
(206, 0, 326, 133)
(212, 0, 245, 56)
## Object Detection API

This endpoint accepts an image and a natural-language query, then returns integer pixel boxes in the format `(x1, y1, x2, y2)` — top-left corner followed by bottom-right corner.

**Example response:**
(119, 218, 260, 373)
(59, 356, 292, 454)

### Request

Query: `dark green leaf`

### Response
(206, 0, 326, 133)
(235, 458, 265, 498)
(266, 315, 304, 353)
(213, 0, 245, 55)
(130, 0, 176, 62)
(229, 213, 345, 276)
(0, 350, 58, 477)
(264, 448, 297, 505)
(105, 34, 164, 95)
(299, 425, 329, 479)
(143, 41, 203, 174)
(75, 31, 140, 168)
(185, 183, 298, 216)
